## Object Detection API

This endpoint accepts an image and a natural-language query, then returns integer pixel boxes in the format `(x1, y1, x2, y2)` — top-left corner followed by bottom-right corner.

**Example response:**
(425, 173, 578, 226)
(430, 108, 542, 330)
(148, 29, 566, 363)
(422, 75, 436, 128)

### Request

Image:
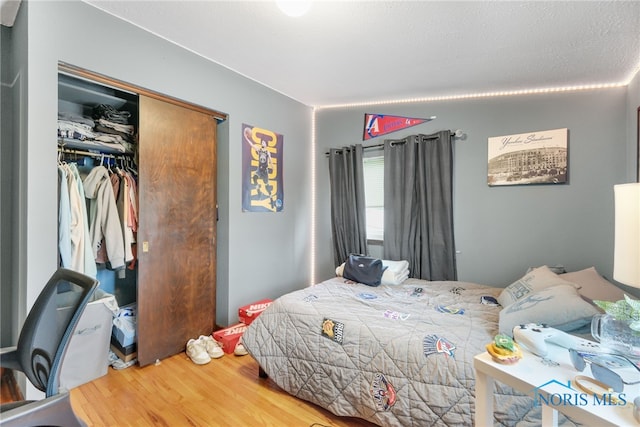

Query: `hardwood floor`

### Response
(1, 368, 23, 403)
(70, 352, 376, 427)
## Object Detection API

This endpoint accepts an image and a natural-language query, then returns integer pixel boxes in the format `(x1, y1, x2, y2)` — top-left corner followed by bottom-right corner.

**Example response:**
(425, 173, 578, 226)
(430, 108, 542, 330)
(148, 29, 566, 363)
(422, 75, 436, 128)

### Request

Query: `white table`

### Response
(474, 345, 639, 426)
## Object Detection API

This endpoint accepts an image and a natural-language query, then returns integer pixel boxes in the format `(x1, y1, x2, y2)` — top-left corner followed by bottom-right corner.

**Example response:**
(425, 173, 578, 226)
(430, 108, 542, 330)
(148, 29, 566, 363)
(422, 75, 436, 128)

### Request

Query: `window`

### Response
(363, 155, 384, 241)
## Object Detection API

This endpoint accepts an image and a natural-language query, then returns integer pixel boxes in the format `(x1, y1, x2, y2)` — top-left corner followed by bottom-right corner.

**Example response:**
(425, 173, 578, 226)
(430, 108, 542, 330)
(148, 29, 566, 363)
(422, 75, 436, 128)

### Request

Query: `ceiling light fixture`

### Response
(276, 0, 311, 17)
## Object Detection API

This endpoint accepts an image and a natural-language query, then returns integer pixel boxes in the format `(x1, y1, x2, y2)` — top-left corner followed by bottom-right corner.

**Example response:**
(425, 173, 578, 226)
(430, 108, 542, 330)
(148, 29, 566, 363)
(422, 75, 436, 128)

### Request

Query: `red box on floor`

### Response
(213, 323, 248, 354)
(238, 299, 273, 325)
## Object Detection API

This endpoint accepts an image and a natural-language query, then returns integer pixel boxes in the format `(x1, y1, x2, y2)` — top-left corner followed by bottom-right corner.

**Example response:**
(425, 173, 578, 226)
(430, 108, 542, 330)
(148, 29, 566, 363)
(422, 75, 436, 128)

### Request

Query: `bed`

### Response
(242, 265, 619, 426)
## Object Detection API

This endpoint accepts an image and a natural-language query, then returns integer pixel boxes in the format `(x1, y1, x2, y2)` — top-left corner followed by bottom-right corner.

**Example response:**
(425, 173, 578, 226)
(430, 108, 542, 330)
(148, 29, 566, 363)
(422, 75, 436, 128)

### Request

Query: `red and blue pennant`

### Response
(363, 114, 435, 140)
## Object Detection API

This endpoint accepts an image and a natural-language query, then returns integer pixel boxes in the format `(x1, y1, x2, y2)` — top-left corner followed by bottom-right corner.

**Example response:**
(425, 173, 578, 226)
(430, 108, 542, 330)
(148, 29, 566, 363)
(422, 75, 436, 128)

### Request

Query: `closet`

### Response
(58, 63, 223, 366)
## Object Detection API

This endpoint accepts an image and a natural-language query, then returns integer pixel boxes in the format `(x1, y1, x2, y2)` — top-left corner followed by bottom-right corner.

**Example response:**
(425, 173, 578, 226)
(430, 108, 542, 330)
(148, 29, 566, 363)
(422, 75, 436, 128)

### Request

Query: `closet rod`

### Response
(325, 129, 462, 156)
(57, 146, 130, 160)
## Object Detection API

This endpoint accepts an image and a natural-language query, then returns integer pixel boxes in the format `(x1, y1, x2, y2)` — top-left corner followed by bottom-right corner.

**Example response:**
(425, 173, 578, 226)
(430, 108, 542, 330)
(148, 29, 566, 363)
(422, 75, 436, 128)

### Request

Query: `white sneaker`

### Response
(234, 338, 248, 356)
(198, 335, 224, 359)
(186, 338, 211, 365)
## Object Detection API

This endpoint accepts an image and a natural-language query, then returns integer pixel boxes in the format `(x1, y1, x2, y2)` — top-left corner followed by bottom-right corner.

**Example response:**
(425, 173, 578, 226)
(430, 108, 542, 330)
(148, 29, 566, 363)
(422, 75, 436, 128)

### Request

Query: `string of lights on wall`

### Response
(315, 82, 629, 111)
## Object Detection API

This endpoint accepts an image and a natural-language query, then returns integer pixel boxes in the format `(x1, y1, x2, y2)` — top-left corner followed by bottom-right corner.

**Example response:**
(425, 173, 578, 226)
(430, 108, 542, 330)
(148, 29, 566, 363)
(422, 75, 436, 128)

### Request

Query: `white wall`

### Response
(314, 86, 635, 291)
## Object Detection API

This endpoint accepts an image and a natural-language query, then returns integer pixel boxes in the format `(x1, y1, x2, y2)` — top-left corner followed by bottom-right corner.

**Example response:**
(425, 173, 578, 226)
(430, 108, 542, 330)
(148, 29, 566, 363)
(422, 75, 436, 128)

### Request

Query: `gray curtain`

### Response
(328, 145, 367, 266)
(383, 131, 457, 280)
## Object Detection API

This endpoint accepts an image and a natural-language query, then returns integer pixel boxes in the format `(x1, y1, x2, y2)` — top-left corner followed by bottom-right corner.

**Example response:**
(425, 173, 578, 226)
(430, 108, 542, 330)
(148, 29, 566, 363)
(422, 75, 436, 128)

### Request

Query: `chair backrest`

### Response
(16, 268, 98, 396)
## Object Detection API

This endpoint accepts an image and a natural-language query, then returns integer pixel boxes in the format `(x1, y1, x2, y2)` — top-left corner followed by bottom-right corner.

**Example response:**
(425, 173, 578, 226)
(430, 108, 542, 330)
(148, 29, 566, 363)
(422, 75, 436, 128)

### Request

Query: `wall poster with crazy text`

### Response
(242, 123, 284, 212)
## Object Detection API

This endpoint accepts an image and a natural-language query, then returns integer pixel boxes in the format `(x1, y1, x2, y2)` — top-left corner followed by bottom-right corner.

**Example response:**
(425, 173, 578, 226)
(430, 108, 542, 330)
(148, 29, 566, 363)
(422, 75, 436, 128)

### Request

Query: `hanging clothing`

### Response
(68, 163, 98, 278)
(58, 150, 138, 276)
(65, 164, 84, 272)
(113, 168, 134, 263)
(58, 163, 97, 278)
(83, 165, 126, 271)
(58, 165, 72, 268)
(95, 170, 120, 265)
(124, 171, 139, 270)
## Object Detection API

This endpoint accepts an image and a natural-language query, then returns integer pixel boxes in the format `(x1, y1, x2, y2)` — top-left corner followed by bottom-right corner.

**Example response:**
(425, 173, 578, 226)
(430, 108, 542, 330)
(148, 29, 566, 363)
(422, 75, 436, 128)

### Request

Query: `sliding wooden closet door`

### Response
(137, 95, 217, 366)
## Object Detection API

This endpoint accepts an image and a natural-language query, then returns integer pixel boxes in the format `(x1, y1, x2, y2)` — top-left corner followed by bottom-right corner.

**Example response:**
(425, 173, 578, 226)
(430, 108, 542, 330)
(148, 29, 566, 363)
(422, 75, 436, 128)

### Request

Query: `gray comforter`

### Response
(242, 277, 578, 426)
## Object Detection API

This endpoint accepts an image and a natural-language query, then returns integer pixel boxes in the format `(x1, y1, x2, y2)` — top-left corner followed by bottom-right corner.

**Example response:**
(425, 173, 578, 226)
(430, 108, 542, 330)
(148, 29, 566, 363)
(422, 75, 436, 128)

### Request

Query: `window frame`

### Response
(362, 150, 384, 242)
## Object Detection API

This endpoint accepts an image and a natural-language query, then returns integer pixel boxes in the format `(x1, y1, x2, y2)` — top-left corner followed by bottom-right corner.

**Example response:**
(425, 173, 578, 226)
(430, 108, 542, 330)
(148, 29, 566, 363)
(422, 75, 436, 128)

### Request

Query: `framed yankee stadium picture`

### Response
(488, 128, 568, 187)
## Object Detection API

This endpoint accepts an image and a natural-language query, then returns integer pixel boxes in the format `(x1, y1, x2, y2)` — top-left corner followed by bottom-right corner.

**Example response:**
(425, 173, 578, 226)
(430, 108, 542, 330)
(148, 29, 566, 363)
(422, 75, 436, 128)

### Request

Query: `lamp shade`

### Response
(613, 183, 640, 288)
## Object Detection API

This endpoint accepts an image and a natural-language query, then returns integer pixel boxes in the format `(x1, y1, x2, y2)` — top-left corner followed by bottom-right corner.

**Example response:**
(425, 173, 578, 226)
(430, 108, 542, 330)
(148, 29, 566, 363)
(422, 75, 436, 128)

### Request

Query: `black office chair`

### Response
(0, 268, 98, 427)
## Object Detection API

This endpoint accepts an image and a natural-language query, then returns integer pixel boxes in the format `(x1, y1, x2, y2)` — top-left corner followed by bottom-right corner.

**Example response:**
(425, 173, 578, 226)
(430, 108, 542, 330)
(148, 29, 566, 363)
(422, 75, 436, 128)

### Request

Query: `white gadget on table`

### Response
(512, 323, 601, 357)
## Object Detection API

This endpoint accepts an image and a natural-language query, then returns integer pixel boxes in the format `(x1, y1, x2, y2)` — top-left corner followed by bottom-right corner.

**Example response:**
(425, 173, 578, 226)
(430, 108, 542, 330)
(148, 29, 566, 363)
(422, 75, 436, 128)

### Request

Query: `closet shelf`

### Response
(58, 138, 133, 155)
(58, 73, 137, 110)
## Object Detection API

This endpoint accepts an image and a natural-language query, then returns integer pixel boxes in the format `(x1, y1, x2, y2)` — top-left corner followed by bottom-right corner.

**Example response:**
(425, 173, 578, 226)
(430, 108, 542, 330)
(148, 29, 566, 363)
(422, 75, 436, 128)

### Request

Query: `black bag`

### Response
(342, 254, 386, 287)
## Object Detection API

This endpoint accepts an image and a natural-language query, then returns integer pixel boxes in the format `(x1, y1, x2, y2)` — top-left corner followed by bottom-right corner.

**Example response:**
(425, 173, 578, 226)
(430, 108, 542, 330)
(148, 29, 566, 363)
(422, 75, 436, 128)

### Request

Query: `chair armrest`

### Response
(0, 392, 87, 427)
(0, 346, 21, 372)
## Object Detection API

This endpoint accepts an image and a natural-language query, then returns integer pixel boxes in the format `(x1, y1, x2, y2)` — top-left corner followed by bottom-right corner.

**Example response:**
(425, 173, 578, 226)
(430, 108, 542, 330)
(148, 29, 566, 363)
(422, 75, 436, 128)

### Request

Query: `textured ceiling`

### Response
(13, 1, 640, 106)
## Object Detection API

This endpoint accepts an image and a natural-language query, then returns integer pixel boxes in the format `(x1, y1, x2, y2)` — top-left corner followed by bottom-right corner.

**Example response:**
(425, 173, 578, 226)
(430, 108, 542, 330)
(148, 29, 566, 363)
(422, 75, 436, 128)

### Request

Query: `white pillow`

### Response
(526, 265, 566, 274)
(560, 267, 625, 304)
(497, 265, 579, 307)
(382, 260, 409, 274)
(499, 284, 600, 335)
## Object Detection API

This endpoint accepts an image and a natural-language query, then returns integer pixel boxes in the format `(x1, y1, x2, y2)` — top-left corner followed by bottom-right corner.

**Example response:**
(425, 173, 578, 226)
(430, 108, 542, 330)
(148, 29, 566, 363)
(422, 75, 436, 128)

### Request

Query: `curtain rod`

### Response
(325, 129, 463, 156)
